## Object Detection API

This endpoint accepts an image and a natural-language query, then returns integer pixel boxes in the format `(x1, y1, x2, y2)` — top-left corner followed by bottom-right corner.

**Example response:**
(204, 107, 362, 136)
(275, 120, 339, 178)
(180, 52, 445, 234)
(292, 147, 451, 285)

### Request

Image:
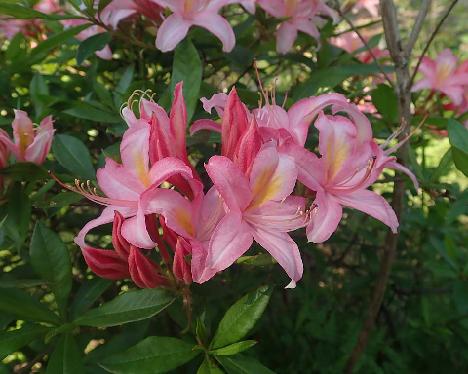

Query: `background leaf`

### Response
(52, 134, 95, 180)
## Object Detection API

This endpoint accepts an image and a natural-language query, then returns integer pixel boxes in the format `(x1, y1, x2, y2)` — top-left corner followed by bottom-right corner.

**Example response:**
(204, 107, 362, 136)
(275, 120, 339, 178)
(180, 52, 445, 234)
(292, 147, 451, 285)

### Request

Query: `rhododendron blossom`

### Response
(100, 0, 163, 29)
(152, 0, 236, 52)
(0, 110, 54, 165)
(331, 31, 388, 64)
(257, 0, 337, 54)
(412, 49, 468, 105)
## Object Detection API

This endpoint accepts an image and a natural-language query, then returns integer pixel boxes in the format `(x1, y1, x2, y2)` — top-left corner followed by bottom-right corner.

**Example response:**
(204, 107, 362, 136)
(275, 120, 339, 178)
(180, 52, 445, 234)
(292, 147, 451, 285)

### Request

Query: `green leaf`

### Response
(0, 288, 60, 325)
(447, 119, 468, 176)
(99, 336, 200, 373)
(216, 355, 275, 374)
(211, 340, 257, 356)
(0, 3, 51, 19)
(76, 32, 111, 65)
(197, 358, 224, 374)
(47, 334, 84, 374)
(211, 286, 272, 349)
(430, 148, 453, 182)
(170, 38, 202, 121)
(0, 162, 48, 181)
(70, 278, 112, 319)
(293, 63, 393, 99)
(4, 185, 31, 249)
(30, 222, 72, 311)
(63, 101, 122, 123)
(371, 84, 398, 123)
(30, 73, 49, 117)
(52, 134, 95, 180)
(74, 289, 175, 327)
(0, 324, 49, 360)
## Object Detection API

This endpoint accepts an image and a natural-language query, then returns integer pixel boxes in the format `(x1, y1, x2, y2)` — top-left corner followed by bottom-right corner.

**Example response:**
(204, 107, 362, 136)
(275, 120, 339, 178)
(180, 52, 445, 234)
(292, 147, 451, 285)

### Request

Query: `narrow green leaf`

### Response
(0, 162, 48, 181)
(0, 288, 60, 325)
(0, 4, 84, 19)
(30, 222, 72, 311)
(75, 289, 175, 327)
(211, 286, 271, 349)
(70, 278, 112, 319)
(63, 101, 122, 123)
(99, 336, 200, 373)
(4, 185, 31, 249)
(52, 134, 95, 180)
(211, 340, 257, 356)
(29, 73, 49, 116)
(216, 355, 275, 374)
(0, 324, 49, 360)
(46, 334, 84, 374)
(76, 32, 111, 65)
(170, 38, 202, 121)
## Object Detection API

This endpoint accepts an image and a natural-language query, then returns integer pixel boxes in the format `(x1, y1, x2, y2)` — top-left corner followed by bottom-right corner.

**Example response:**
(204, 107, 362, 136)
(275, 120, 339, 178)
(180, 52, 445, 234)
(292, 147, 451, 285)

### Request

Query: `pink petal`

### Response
(147, 156, 193, 187)
(246, 196, 306, 232)
(120, 125, 151, 187)
(283, 143, 323, 190)
(82, 247, 130, 280)
(12, 109, 34, 160)
(306, 193, 343, 243)
(97, 158, 144, 201)
(112, 211, 131, 258)
(170, 82, 187, 157)
(192, 13, 235, 52)
(155, 14, 191, 52)
(276, 22, 298, 54)
(96, 45, 113, 60)
(121, 204, 156, 249)
(173, 237, 192, 284)
(190, 119, 221, 135)
(100, 0, 137, 28)
(249, 142, 297, 207)
(252, 228, 303, 288)
(335, 189, 399, 233)
(200, 93, 228, 116)
(385, 160, 419, 190)
(23, 115, 54, 164)
(234, 119, 262, 174)
(204, 211, 253, 280)
(128, 246, 167, 288)
(196, 186, 226, 242)
(294, 18, 320, 41)
(205, 155, 252, 211)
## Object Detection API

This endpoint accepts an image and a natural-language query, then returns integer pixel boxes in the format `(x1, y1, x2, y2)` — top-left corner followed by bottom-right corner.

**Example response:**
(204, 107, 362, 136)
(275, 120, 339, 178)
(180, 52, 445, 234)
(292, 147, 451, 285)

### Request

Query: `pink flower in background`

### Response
(0, 19, 28, 40)
(200, 142, 305, 287)
(331, 31, 388, 64)
(257, 0, 337, 54)
(0, 110, 54, 165)
(35, 0, 62, 14)
(62, 19, 113, 60)
(100, 0, 163, 29)
(354, 0, 379, 18)
(82, 211, 168, 288)
(412, 49, 468, 105)
(152, 0, 235, 52)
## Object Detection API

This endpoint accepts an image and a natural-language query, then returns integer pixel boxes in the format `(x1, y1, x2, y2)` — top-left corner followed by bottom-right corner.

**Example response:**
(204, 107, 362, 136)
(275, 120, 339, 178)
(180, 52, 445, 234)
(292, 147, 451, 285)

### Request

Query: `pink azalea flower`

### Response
(257, 0, 337, 54)
(0, 19, 28, 40)
(412, 49, 468, 106)
(331, 31, 388, 64)
(123, 82, 201, 196)
(62, 19, 113, 60)
(0, 110, 54, 165)
(200, 142, 305, 287)
(100, 0, 163, 29)
(152, 0, 236, 52)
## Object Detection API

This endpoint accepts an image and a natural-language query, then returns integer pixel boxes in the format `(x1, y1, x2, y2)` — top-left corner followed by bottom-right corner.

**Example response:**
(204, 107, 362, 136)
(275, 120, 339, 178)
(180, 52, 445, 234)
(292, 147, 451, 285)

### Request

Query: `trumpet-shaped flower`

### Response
(412, 49, 468, 105)
(152, 0, 235, 52)
(0, 110, 54, 165)
(201, 142, 305, 287)
(288, 112, 416, 243)
(257, 0, 337, 54)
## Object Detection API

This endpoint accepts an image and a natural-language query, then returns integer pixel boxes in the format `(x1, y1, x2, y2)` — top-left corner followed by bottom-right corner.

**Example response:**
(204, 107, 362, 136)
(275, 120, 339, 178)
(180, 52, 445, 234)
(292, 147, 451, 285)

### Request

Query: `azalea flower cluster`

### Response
(412, 49, 468, 116)
(64, 81, 417, 290)
(1, 0, 338, 56)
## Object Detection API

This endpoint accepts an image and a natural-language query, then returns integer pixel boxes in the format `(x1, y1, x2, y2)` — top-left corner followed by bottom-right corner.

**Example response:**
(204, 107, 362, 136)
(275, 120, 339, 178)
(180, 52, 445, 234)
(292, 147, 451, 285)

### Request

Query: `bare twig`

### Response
(336, 8, 395, 88)
(331, 19, 381, 36)
(404, 0, 431, 57)
(408, 0, 459, 88)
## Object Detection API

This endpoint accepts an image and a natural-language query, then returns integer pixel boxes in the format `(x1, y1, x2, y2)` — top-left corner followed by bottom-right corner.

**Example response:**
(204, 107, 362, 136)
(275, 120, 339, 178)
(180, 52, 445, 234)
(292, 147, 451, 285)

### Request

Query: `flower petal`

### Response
(335, 189, 399, 233)
(306, 192, 343, 243)
(276, 22, 297, 54)
(252, 228, 303, 288)
(155, 14, 191, 52)
(24, 115, 54, 164)
(206, 155, 252, 211)
(128, 246, 167, 288)
(82, 247, 130, 280)
(190, 119, 221, 135)
(192, 13, 235, 52)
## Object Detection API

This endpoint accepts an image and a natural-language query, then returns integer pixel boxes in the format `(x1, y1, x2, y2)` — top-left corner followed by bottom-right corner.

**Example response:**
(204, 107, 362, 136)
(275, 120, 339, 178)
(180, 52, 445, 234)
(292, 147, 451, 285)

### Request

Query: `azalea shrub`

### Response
(0, 0, 467, 373)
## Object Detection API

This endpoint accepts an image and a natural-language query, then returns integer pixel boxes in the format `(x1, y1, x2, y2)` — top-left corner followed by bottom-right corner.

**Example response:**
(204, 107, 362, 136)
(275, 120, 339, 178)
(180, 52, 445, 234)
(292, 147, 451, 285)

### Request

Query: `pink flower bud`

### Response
(128, 246, 167, 288)
(173, 238, 192, 285)
(82, 247, 130, 280)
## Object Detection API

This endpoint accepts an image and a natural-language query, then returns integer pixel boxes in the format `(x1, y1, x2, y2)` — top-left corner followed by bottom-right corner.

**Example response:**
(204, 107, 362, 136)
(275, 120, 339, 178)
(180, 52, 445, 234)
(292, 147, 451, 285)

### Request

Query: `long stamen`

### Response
(383, 114, 427, 155)
(49, 172, 135, 208)
(254, 59, 269, 106)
